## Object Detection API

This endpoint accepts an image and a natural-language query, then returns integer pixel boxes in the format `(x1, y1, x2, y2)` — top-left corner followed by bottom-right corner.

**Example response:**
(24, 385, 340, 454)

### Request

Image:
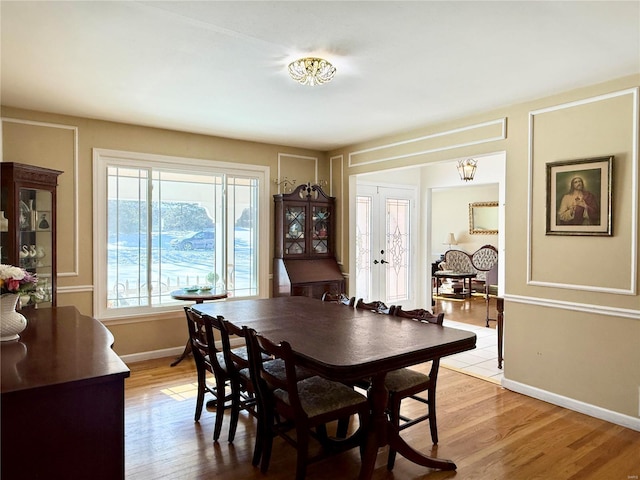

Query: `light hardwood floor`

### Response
(124, 298, 640, 479)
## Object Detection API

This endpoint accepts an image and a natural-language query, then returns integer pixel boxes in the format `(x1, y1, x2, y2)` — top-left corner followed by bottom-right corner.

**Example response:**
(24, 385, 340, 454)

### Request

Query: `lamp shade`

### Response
(443, 233, 457, 246)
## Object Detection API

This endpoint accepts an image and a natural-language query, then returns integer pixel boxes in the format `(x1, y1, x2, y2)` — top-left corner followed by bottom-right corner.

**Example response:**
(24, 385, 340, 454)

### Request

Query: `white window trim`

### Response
(92, 148, 270, 322)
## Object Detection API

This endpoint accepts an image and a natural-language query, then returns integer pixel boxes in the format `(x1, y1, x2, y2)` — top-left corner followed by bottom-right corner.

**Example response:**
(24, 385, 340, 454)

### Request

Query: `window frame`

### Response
(92, 148, 270, 322)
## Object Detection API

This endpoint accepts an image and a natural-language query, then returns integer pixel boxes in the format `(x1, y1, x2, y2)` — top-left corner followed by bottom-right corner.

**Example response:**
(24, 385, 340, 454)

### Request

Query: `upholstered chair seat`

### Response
(384, 368, 431, 392)
(273, 376, 369, 418)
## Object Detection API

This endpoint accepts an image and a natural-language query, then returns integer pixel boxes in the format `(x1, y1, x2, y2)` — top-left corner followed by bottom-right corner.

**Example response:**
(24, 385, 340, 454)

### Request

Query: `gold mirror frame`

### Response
(469, 201, 498, 235)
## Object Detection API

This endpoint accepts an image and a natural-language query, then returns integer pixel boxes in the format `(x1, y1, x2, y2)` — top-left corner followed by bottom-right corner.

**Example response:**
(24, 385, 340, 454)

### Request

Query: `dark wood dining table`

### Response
(192, 296, 476, 479)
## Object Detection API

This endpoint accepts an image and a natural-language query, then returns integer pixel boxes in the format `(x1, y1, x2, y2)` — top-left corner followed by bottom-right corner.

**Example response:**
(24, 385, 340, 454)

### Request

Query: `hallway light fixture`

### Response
(457, 158, 477, 181)
(288, 57, 336, 86)
(443, 232, 457, 250)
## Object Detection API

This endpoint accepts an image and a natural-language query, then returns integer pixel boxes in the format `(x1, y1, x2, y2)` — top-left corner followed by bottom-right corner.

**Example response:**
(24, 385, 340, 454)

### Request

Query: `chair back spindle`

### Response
(355, 298, 393, 314)
(321, 292, 356, 306)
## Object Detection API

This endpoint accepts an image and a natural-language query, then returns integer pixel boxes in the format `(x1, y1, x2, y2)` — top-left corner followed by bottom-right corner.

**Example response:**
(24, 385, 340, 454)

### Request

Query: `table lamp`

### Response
(443, 233, 457, 250)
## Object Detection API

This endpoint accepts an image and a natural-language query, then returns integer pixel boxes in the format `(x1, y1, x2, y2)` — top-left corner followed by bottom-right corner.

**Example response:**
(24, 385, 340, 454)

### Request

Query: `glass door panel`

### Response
(311, 205, 330, 254)
(19, 187, 54, 307)
(385, 198, 410, 304)
(355, 185, 414, 306)
(285, 206, 305, 255)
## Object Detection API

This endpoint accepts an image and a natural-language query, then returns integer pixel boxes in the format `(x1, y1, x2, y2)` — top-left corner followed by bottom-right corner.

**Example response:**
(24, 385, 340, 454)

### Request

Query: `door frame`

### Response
(351, 180, 419, 307)
(348, 151, 505, 310)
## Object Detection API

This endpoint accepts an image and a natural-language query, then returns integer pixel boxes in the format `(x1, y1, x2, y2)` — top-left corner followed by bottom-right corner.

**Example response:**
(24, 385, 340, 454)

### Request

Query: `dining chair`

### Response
(222, 320, 316, 464)
(355, 298, 394, 314)
(184, 307, 234, 442)
(245, 327, 370, 480)
(320, 291, 356, 306)
(353, 297, 394, 390)
(392, 306, 444, 325)
(484, 261, 499, 327)
(216, 316, 261, 443)
(321, 291, 358, 437)
(385, 305, 444, 469)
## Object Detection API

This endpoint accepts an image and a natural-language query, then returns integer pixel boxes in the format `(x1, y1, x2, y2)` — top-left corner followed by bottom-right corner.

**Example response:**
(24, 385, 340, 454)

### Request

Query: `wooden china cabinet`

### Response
(273, 183, 345, 298)
(0, 162, 62, 307)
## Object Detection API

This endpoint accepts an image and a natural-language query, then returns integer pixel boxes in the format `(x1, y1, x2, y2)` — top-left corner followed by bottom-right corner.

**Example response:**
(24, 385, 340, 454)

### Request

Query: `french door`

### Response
(354, 184, 416, 306)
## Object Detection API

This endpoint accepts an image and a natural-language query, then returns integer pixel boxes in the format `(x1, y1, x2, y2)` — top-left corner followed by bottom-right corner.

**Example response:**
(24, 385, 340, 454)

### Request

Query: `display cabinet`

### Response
(273, 184, 345, 298)
(0, 162, 62, 307)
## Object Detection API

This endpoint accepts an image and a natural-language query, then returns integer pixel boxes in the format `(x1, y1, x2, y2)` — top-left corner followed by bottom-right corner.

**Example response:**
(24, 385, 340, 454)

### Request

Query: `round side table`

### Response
(170, 289, 228, 366)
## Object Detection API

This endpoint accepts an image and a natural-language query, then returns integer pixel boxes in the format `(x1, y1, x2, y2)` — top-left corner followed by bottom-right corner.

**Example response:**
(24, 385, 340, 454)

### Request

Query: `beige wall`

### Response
(2, 74, 639, 425)
(431, 184, 498, 256)
(1, 109, 325, 357)
(329, 75, 640, 423)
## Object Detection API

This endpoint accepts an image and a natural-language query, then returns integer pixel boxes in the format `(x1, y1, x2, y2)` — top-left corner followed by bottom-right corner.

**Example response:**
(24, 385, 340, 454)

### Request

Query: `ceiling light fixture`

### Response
(457, 158, 477, 181)
(288, 57, 336, 86)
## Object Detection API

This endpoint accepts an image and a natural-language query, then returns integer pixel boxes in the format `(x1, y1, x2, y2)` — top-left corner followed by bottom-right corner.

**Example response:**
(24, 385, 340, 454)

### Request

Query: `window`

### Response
(93, 149, 269, 320)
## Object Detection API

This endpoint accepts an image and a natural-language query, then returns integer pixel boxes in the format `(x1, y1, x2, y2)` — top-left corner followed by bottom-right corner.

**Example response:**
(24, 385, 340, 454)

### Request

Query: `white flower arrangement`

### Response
(0, 264, 37, 295)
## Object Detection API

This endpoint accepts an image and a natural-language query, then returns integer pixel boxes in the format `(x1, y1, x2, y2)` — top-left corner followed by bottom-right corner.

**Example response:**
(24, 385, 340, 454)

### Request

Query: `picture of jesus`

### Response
(557, 176, 600, 226)
(546, 155, 612, 236)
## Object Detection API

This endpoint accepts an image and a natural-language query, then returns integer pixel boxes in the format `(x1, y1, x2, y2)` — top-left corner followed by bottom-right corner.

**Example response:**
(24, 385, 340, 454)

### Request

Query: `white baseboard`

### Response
(502, 377, 640, 432)
(120, 346, 184, 364)
(120, 337, 245, 365)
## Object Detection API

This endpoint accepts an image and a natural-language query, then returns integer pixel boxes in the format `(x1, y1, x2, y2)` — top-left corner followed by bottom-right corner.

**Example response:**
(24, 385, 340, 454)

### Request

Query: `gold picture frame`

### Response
(469, 202, 498, 235)
(546, 156, 613, 236)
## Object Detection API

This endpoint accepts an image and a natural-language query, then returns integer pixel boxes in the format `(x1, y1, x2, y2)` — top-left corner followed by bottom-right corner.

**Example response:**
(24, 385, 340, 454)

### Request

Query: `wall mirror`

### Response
(469, 201, 498, 234)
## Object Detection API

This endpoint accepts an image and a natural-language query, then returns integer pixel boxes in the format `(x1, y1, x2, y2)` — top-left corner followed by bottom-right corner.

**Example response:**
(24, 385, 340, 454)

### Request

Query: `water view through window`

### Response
(106, 166, 258, 310)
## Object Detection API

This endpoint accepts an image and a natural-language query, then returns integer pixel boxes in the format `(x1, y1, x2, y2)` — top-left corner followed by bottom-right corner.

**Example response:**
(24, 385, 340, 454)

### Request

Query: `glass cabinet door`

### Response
(311, 205, 330, 255)
(285, 206, 306, 255)
(18, 187, 53, 307)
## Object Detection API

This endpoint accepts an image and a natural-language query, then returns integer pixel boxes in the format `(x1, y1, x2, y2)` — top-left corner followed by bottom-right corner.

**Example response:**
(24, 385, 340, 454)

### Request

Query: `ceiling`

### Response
(2, 1, 639, 151)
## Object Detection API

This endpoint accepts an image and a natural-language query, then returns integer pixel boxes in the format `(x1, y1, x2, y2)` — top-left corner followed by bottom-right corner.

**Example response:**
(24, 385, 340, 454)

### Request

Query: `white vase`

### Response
(0, 293, 28, 342)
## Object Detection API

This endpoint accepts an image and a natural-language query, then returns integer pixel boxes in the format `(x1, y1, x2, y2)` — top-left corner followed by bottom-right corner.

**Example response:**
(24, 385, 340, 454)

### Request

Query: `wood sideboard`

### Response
(1, 306, 130, 480)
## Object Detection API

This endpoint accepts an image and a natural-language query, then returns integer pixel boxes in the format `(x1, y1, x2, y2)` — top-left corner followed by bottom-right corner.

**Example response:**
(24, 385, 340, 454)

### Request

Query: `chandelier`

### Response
(457, 158, 477, 181)
(288, 57, 336, 86)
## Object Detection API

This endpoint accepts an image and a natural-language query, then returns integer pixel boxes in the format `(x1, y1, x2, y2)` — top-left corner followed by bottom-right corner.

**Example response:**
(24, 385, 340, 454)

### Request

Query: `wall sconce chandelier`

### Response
(288, 57, 336, 86)
(457, 158, 477, 181)
(273, 177, 296, 192)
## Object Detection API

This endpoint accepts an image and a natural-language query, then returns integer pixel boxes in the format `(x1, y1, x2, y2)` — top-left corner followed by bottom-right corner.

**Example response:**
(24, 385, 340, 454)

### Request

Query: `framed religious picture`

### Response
(546, 156, 613, 236)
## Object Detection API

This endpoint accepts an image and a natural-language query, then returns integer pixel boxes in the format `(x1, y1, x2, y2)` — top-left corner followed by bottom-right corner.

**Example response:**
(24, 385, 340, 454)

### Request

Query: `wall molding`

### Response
(1, 117, 80, 277)
(502, 377, 640, 432)
(58, 284, 93, 294)
(348, 118, 506, 167)
(526, 87, 639, 295)
(275, 153, 319, 193)
(504, 293, 640, 320)
(329, 154, 344, 262)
